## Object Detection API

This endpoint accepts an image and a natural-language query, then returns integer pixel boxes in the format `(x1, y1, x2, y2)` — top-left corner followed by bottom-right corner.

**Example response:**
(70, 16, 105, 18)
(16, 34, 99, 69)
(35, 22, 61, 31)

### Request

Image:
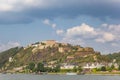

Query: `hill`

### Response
(0, 47, 22, 69)
(106, 52, 120, 64)
(0, 40, 116, 71)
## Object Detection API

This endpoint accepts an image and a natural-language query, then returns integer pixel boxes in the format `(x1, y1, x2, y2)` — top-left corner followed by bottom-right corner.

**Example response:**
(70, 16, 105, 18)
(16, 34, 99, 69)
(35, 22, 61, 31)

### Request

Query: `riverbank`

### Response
(86, 71, 120, 75)
(46, 71, 120, 75)
(1, 71, 120, 76)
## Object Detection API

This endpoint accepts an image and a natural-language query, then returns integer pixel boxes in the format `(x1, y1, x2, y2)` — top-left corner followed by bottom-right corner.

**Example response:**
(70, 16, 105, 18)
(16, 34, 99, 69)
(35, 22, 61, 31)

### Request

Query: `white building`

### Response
(83, 63, 104, 69)
(60, 63, 76, 69)
(13, 65, 26, 71)
(9, 57, 13, 62)
(108, 62, 119, 69)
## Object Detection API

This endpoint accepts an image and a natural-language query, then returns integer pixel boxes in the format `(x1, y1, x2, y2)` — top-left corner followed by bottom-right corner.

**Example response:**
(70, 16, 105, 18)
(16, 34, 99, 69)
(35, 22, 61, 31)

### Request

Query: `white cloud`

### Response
(0, 0, 35, 11)
(43, 19, 56, 29)
(95, 24, 120, 43)
(0, 0, 21, 11)
(0, 0, 60, 11)
(43, 19, 50, 25)
(52, 24, 56, 28)
(1, 0, 119, 13)
(56, 29, 64, 35)
(66, 23, 97, 38)
(108, 24, 120, 42)
(0, 42, 20, 52)
(56, 23, 120, 53)
(0, 0, 120, 25)
(100, 24, 120, 34)
(58, 23, 120, 44)
(95, 38, 105, 43)
(58, 23, 97, 46)
(0, 4, 13, 11)
(103, 32, 115, 42)
(101, 23, 108, 28)
(0, 0, 38, 11)
(95, 32, 115, 43)
(58, 23, 120, 49)
(108, 24, 120, 33)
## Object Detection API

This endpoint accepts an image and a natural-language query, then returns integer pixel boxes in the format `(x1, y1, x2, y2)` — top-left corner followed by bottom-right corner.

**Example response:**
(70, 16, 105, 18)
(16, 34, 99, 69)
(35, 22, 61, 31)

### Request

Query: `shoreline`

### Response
(46, 72, 120, 76)
(1, 71, 120, 76)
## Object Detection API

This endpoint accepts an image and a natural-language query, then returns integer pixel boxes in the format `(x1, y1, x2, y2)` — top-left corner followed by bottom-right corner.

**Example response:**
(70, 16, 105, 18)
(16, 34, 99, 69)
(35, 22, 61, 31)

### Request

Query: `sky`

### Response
(0, 0, 120, 54)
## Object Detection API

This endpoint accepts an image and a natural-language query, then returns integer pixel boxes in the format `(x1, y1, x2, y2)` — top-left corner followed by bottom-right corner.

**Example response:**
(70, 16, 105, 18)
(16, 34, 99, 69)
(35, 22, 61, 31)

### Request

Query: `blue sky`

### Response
(0, 0, 120, 54)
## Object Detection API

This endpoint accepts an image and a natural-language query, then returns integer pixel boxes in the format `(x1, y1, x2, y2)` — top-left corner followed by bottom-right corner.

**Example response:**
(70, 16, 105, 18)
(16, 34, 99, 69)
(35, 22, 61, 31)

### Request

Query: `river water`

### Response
(0, 74, 120, 80)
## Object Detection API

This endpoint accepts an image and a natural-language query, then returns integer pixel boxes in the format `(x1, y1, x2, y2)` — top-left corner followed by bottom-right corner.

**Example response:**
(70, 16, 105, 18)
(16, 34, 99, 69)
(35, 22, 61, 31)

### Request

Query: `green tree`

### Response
(44, 67, 52, 72)
(101, 66, 106, 71)
(77, 66, 83, 73)
(111, 64, 115, 70)
(27, 62, 35, 72)
(37, 62, 44, 72)
(118, 65, 120, 70)
(53, 65, 60, 72)
(92, 68, 97, 73)
(106, 66, 112, 72)
(73, 66, 77, 72)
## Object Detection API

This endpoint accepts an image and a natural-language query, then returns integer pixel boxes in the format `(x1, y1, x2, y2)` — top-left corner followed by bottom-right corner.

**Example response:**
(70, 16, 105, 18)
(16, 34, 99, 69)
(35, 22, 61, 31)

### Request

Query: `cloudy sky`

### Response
(0, 0, 120, 54)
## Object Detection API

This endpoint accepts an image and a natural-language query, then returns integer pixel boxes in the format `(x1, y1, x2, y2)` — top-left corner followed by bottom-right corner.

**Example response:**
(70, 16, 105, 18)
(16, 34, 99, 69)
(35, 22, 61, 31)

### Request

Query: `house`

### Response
(60, 63, 77, 69)
(83, 63, 104, 69)
(58, 47, 64, 53)
(108, 62, 119, 69)
(9, 57, 13, 62)
(13, 65, 26, 71)
(44, 64, 56, 69)
(108, 59, 119, 69)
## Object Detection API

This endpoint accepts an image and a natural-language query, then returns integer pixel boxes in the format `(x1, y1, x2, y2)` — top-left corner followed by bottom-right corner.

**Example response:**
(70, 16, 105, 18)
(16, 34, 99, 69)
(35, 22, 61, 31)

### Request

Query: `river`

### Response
(0, 74, 120, 80)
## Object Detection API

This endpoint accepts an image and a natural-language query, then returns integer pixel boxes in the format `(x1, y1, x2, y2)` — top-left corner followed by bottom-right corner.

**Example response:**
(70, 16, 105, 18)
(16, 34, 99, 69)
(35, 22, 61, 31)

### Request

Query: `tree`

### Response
(73, 66, 77, 72)
(111, 64, 115, 70)
(106, 66, 112, 72)
(92, 68, 97, 73)
(27, 62, 35, 72)
(37, 62, 44, 72)
(53, 65, 60, 72)
(118, 65, 120, 70)
(101, 66, 106, 71)
(44, 67, 52, 72)
(77, 66, 83, 72)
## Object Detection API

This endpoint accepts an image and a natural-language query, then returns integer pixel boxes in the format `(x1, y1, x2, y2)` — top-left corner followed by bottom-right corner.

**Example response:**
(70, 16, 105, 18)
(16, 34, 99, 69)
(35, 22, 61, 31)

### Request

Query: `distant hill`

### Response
(106, 52, 120, 64)
(0, 40, 118, 71)
(0, 47, 22, 68)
